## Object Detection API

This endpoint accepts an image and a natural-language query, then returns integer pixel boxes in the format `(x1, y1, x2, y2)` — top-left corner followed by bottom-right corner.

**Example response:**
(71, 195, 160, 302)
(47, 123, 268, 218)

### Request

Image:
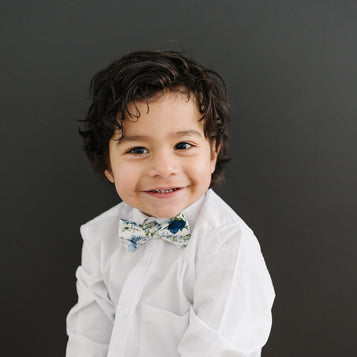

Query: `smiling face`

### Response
(104, 91, 219, 218)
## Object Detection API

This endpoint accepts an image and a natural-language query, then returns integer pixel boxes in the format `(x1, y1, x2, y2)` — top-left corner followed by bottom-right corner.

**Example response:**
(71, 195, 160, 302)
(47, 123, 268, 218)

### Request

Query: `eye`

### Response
(128, 147, 148, 155)
(175, 142, 193, 150)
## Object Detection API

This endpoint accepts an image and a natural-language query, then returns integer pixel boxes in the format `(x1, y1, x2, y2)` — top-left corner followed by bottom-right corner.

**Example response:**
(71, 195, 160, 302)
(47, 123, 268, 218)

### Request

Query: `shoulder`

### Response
(80, 201, 127, 250)
(189, 191, 272, 292)
(198, 189, 254, 236)
(191, 190, 260, 260)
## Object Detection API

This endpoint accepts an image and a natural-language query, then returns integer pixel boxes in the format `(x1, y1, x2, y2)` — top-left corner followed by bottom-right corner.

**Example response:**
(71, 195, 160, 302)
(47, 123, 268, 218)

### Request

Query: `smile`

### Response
(150, 188, 180, 193)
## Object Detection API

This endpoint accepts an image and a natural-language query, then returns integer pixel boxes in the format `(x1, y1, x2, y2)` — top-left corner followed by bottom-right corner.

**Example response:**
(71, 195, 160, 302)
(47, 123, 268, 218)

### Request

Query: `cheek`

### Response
(187, 155, 214, 182)
(112, 164, 141, 192)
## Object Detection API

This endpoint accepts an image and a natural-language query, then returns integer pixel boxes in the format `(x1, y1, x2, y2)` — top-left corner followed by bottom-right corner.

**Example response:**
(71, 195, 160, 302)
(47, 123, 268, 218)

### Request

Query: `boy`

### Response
(66, 50, 275, 357)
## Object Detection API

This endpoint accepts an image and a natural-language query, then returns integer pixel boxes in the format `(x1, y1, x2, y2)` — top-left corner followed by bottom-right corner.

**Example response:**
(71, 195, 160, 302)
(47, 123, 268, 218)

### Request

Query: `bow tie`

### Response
(119, 213, 191, 251)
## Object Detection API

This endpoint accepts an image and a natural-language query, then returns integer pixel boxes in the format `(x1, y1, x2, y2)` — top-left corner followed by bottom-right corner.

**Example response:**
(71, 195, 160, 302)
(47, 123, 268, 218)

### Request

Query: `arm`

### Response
(178, 225, 275, 357)
(66, 224, 115, 357)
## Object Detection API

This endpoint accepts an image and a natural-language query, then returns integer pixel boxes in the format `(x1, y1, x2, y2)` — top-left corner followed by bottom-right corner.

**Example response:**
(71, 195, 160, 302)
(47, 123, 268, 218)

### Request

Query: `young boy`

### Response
(66, 50, 275, 357)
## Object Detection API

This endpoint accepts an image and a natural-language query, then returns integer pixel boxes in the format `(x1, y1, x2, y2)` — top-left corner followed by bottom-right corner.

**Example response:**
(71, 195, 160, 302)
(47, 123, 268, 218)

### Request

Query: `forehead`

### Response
(121, 91, 204, 135)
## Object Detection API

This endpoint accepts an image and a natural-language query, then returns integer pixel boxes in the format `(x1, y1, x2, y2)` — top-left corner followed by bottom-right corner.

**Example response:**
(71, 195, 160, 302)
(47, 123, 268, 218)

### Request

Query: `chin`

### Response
(153, 211, 180, 219)
(148, 207, 183, 219)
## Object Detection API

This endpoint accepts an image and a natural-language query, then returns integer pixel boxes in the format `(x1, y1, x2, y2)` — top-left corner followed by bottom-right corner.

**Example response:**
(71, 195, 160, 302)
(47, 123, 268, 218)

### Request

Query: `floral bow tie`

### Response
(119, 213, 191, 251)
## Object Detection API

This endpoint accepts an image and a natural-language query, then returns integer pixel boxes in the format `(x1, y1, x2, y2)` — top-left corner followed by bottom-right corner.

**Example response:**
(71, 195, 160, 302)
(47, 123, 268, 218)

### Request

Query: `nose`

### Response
(147, 150, 178, 178)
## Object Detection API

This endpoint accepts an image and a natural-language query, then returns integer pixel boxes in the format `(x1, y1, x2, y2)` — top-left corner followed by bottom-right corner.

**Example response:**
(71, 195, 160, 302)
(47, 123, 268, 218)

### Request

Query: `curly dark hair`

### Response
(80, 50, 230, 186)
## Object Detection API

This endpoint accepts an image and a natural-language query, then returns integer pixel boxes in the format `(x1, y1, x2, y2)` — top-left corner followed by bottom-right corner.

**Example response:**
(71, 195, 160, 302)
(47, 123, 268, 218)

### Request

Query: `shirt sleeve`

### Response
(177, 224, 275, 357)
(66, 224, 115, 357)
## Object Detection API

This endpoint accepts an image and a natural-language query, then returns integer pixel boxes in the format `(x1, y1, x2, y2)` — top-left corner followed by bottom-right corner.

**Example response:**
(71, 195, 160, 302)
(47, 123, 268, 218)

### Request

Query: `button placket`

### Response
(108, 241, 156, 357)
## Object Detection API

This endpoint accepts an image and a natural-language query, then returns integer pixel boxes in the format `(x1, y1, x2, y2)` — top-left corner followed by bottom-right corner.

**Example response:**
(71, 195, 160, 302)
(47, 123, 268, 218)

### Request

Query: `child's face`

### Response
(104, 91, 218, 218)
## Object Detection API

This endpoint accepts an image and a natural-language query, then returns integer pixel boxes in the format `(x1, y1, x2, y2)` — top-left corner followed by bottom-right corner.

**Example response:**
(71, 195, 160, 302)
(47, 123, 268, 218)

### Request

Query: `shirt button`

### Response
(119, 307, 129, 316)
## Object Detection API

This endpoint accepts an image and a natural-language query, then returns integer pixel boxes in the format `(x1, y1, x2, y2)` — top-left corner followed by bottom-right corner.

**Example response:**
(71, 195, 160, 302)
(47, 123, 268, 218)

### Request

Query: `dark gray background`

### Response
(1, 0, 356, 356)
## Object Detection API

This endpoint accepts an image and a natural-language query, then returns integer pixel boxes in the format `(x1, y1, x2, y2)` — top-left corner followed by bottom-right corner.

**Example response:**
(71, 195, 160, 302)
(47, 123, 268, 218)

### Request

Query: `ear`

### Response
(104, 169, 115, 183)
(210, 141, 221, 174)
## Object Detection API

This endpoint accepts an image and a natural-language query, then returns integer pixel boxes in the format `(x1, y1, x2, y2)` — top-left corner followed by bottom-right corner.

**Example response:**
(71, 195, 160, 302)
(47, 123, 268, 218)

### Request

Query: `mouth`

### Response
(144, 187, 183, 198)
(149, 188, 181, 193)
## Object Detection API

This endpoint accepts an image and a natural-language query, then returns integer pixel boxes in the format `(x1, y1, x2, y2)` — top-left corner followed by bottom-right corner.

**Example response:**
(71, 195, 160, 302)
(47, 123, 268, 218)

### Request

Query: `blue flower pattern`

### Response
(167, 219, 186, 234)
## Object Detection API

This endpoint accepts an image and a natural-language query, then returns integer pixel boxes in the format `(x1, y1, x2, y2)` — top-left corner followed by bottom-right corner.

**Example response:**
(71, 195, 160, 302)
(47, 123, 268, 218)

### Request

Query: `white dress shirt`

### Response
(66, 189, 275, 357)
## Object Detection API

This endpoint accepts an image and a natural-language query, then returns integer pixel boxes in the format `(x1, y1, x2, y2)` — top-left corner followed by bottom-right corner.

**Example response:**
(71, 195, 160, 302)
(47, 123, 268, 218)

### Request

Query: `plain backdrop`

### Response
(1, 1, 356, 356)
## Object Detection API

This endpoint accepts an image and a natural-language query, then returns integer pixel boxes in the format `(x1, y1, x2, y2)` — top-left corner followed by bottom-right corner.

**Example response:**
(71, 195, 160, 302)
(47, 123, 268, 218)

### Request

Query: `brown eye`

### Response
(175, 142, 192, 150)
(128, 147, 148, 154)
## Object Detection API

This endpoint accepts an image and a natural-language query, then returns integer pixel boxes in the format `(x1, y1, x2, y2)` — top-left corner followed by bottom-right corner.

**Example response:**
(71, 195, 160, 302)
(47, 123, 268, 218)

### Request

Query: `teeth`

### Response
(152, 188, 176, 193)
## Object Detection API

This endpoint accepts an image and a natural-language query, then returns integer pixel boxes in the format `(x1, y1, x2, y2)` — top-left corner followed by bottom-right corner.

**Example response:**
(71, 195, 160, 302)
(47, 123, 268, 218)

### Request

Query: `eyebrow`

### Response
(175, 130, 203, 138)
(117, 135, 150, 144)
(117, 130, 203, 144)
